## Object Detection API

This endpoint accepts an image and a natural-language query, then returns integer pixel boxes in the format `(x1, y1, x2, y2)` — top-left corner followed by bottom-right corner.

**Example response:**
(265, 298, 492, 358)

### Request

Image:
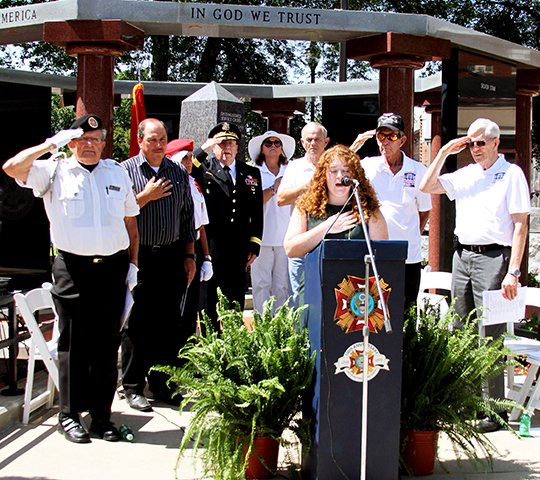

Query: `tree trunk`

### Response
(151, 35, 170, 81)
(196, 38, 222, 82)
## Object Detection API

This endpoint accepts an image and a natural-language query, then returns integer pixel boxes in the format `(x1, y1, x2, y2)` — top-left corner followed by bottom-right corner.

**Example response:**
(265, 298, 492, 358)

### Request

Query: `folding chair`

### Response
(416, 266, 453, 320)
(480, 286, 540, 420)
(14, 283, 59, 424)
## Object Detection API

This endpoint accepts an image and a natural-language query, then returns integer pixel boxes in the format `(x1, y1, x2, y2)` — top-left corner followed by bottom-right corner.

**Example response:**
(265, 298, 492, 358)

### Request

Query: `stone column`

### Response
(43, 20, 144, 157)
(425, 104, 442, 271)
(251, 98, 305, 134)
(346, 33, 450, 158)
(371, 55, 424, 155)
(515, 69, 540, 281)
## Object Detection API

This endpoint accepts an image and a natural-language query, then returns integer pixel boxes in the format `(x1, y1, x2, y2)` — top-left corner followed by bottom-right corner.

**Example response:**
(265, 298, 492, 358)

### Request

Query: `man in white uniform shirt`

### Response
(3, 114, 139, 444)
(352, 113, 431, 308)
(420, 117, 530, 432)
(277, 122, 329, 307)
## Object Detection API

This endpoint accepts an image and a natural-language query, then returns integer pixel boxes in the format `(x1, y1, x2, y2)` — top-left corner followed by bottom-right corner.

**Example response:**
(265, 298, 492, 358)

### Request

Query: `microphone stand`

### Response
(345, 177, 392, 480)
(348, 179, 391, 334)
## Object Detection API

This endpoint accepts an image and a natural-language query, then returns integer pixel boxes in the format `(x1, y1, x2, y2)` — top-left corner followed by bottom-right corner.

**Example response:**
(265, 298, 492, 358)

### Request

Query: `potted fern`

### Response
(401, 303, 518, 476)
(153, 291, 315, 480)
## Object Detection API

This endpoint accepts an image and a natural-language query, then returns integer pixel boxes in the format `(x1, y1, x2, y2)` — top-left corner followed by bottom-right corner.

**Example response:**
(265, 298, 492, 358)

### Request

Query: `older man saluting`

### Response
(193, 122, 263, 323)
(3, 115, 139, 443)
(352, 113, 431, 308)
(420, 118, 530, 432)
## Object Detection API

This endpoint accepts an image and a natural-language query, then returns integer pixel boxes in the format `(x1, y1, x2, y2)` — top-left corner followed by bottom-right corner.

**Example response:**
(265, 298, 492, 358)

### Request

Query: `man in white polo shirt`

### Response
(352, 113, 431, 308)
(277, 121, 329, 307)
(420, 117, 530, 432)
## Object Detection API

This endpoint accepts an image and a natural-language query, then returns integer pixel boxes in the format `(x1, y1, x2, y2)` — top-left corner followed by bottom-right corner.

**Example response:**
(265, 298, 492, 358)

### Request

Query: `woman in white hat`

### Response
(248, 130, 296, 313)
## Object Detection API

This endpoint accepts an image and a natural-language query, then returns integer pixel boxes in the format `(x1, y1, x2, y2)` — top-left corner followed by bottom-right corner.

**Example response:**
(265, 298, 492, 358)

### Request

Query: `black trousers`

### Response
(121, 242, 188, 396)
(52, 249, 129, 421)
(204, 237, 247, 325)
(404, 262, 422, 314)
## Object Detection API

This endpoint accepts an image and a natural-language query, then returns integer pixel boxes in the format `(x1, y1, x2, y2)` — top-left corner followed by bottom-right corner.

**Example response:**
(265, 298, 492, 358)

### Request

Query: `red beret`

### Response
(165, 138, 194, 156)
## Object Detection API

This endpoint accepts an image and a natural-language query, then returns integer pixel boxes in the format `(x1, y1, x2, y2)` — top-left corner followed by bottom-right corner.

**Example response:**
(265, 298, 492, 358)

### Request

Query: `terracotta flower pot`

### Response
(244, 437, 280, 479)
(401, 430, 438, 476)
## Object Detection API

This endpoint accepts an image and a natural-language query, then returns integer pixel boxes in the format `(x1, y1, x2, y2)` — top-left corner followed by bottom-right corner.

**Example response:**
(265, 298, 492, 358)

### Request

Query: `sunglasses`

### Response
(376, 131, 401, 142)
(466, 140, 487, 148)
(263, 139, 282, 148)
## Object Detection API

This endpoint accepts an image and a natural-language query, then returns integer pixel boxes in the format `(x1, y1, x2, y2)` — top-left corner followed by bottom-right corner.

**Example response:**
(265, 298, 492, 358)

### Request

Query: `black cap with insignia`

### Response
(70, 114, 103, 132)
(208, 122, 241, 142)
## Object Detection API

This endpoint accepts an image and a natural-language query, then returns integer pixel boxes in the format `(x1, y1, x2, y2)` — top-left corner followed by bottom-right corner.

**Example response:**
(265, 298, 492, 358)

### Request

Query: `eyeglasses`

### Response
(467, 140, 487, 148)
(75, 136, 104, 144)
(263, 140, 282, 148)
(376, 131, 401, 142)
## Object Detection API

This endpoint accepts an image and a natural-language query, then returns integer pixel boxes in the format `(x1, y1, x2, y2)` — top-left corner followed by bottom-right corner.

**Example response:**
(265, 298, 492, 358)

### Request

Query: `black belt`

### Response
(141, 242, 179, 253)
(456, 242, 508, 254)
(58, 249, 127, 264)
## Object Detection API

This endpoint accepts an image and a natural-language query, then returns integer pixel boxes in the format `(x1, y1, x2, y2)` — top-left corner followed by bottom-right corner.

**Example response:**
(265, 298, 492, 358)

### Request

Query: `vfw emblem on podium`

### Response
(333, 275, 391, 334)
(334, 342, 390, 382)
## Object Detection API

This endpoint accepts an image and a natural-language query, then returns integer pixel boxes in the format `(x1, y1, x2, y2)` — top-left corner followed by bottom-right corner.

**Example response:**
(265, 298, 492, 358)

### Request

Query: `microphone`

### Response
(341, 176, 359, 187)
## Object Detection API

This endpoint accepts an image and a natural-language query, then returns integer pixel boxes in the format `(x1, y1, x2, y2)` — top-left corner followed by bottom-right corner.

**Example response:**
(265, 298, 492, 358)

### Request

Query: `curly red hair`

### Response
(296, 144, 380, 221)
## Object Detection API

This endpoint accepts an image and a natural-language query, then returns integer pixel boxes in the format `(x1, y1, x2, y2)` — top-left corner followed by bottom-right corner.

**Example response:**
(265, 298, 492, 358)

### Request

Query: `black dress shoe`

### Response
(90, 420, 121, 442)
(125, 392, 153, 412)
(58, 413, 91, 444)
(477, 412, 508, 433)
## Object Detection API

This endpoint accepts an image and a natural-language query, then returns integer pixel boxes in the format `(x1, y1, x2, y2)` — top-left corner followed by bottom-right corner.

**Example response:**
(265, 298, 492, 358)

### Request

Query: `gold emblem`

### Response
(88, 116, 99, 128)
(222, 122, 230, 132)
(334, 275, 391, 334)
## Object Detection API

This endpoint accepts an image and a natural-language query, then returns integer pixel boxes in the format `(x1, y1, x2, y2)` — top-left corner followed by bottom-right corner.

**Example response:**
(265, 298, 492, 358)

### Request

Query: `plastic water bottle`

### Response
(519, 410, 532, 437)
(119, 424, 134, 442)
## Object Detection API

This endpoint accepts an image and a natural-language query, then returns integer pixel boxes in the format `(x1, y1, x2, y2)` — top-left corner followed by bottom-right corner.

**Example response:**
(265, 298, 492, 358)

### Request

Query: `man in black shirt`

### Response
(121, 118, 196, 411)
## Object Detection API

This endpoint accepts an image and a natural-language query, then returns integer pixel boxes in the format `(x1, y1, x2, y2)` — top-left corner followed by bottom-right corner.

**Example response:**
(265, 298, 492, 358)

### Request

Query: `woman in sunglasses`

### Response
(248, 130, 296, 313)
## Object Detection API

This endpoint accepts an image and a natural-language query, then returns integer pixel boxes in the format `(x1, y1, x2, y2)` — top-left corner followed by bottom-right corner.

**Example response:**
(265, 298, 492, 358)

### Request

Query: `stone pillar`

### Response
(346, 33, 450, 158)
(516, 69, 540, 281)
(426, 105, 442, 271)
(371, 55, 424, 155)
(251, 98, 305, 134)
(43, 20, 144, 158)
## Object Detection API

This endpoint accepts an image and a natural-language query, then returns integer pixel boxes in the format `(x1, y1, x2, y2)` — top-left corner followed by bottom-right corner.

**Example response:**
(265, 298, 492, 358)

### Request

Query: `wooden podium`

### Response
(303, 239, 407, 480)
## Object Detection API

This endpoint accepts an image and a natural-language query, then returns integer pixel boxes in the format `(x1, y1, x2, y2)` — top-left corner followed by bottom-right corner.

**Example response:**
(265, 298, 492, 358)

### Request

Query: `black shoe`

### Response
(58, 413, 91, 444)
(477, 413, 507, 433)
(90, 419, 121, 442)
(125, 392, 153, 412)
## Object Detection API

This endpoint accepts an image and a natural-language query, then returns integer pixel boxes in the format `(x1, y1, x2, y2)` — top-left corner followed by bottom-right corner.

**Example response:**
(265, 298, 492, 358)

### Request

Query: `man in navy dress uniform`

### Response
(192, 122, 263, 323)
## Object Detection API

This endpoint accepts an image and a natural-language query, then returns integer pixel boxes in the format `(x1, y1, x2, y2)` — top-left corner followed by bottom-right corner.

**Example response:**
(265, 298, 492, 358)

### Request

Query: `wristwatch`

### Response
(509, 269, 521, 278)
(204, 255, 212, 262)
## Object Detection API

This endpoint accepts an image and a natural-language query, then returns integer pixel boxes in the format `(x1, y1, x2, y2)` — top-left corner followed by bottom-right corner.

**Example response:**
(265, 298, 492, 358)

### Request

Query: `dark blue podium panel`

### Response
(303, 239, 407, 480)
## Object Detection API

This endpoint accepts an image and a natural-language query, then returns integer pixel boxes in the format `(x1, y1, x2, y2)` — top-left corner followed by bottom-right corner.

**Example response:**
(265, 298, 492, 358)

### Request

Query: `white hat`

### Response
(248, 130, 296, 162)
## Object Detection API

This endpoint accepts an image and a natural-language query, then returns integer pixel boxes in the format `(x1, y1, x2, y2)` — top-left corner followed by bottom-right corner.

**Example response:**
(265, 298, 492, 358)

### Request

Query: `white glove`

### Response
(200, 260, 213, 282)
(45, 128, 84, 152)
(126, 263, 138, 290)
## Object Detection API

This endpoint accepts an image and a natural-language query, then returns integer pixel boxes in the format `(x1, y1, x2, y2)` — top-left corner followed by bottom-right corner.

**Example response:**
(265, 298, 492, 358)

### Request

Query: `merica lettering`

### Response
(1, 8, 37, 24)
(191, 7, 321, 26)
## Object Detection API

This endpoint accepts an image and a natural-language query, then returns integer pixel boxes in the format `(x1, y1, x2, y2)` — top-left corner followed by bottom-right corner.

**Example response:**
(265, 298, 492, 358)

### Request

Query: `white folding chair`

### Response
(14, 283, 60, 424)
(416, 266, 453, 320)
(480, 286, 540, 420)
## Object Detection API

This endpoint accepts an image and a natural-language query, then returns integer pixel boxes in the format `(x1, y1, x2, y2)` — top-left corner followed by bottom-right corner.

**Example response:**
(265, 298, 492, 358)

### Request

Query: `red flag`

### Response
(130, 83, 146, 157)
